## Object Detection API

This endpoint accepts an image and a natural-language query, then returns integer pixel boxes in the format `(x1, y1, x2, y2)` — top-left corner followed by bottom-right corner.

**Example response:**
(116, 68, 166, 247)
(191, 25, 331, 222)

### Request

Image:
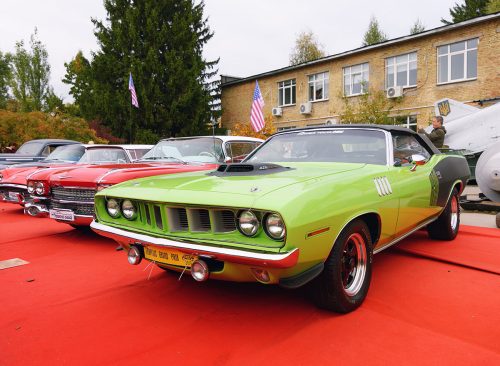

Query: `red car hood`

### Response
(49, 163, 218, 188)
(0, 164, 75, 185)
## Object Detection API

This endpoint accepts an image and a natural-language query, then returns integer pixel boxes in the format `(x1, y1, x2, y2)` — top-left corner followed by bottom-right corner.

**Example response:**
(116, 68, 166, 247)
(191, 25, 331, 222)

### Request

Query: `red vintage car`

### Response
(0, 144, 151, 206)
(25, 136, 263, 227)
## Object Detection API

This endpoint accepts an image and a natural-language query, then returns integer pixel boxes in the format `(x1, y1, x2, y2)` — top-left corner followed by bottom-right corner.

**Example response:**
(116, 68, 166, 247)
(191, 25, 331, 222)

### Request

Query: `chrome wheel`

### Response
(341, 232, 367, 296)
(450, 195, 459, 231)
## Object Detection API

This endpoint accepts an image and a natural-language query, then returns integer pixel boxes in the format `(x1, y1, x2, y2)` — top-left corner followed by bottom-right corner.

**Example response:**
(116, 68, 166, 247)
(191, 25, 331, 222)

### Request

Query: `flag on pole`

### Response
(250, 80, 265, 132)
(128, 73, 139, 108)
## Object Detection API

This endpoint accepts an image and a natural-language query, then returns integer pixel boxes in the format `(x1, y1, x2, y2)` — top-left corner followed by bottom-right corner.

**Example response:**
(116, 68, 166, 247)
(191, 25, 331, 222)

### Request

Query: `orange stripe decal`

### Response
(307, 227, 330, 238)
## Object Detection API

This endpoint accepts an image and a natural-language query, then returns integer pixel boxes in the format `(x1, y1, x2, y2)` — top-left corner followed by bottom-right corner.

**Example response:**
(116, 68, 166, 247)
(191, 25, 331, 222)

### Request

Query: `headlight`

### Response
(121, 199, 137, 220)
(106, 198, 120, 218)
(264, 213, 286, 240)
(27, 181, 35, 194)
(238, 210, 259, 237)
(35, 182, 45, 195)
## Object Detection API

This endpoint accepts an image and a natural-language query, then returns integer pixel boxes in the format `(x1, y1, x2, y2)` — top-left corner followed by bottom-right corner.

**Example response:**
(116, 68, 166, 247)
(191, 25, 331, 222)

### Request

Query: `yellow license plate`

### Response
(144, 246, 197, 267)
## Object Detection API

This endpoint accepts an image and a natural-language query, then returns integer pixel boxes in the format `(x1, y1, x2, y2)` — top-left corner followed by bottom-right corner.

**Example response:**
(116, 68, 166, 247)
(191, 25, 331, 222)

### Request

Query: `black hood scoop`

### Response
(208, 163, 293, 176)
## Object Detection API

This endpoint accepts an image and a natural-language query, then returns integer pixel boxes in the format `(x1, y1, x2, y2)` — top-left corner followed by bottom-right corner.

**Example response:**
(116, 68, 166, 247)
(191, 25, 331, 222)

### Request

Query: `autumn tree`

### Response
(339, 89, 394, 125)
(410, 19, 426, 34)
(9, 29, 52, 112)
(362, 17, 387, 46)
(441, 0, 490, 24)
(230, 114, 276, 140)
(289, 30, 326, 66)
(486, 0, 500, 13)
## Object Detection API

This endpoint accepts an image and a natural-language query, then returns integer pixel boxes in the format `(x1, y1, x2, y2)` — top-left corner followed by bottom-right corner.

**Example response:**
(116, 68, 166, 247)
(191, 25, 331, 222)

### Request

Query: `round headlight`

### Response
(121, 199, 137, 220)
(106, 198, 120, 218)
(35, 182, 45, 195)
(238, 210, 259, 237)
(27, 181, 35, 194)
(265, 213, 286, 240)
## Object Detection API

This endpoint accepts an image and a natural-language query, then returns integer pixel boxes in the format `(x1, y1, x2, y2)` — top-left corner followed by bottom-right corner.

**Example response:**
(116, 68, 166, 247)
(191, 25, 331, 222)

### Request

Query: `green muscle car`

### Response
(91, 125, 470, 313)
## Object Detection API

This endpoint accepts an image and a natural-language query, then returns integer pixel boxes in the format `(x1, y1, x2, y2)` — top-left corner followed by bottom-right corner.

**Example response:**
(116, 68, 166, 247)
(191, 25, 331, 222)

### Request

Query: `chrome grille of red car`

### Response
(52, 187, 96, 202)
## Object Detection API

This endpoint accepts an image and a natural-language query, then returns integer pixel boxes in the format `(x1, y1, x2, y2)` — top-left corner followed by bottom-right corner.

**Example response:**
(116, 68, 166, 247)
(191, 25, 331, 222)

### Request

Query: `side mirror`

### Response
(410, 154, 427, 171)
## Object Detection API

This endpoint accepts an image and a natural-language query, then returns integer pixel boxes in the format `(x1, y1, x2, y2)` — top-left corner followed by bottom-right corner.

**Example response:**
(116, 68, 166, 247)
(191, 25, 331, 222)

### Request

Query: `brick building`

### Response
(221, 13, 499, 132)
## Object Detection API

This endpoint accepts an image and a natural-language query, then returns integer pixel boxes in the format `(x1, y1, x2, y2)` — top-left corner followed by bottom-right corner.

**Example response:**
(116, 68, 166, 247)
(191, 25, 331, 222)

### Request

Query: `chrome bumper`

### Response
(24, 202, 49, 217)
(90, 221, 299, 269)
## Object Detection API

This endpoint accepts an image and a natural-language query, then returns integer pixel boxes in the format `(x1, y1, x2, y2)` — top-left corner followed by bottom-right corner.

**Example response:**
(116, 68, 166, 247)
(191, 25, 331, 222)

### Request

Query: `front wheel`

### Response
(427, 188, 460, 240)
(310, 219, 373, 313)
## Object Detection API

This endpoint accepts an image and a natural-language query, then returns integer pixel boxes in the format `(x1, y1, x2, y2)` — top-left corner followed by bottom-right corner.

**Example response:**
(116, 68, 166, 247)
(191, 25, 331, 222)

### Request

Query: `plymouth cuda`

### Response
(90, 126, 470, 313)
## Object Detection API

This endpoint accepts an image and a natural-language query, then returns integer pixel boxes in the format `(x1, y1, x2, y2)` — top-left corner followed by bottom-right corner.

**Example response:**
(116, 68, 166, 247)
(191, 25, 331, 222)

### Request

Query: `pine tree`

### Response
(441, 0, 490, 24)
(410, 19, 426, 34)
(289, 30, 326, 66)
(68, 0, 219, 142)
(362, 17, 388, 46)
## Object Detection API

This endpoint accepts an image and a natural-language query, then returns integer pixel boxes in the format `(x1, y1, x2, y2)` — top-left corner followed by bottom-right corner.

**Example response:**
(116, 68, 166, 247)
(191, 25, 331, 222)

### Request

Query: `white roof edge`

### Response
(222, 12, 500, 87)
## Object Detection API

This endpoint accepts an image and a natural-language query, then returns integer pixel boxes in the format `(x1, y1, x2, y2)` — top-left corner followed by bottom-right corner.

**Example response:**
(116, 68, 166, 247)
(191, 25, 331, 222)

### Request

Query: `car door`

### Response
(387, 133, 438, 236)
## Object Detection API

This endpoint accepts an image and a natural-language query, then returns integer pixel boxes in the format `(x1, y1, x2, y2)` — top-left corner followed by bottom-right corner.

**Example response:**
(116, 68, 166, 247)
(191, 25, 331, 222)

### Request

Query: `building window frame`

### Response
(391, 115, 418, 131)
(308, 72, 329, 102)
(385, 52, 417, 89)
(343, 63, 369, 97)
(278, 79, 296, 107)
(437, 38, 478, 85)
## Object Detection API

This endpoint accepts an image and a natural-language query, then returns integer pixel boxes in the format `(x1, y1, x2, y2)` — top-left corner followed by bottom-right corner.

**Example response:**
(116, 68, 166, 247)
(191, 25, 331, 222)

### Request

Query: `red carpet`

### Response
(1, 202, 499, 365)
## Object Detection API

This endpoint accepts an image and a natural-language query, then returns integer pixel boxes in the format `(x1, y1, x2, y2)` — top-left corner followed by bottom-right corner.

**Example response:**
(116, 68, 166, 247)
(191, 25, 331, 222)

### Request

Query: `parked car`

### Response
(1, 144, 151, 206)
(25, 136, 262, 226)
(0, 139, 81, 170)
(90, 126, 470, 313)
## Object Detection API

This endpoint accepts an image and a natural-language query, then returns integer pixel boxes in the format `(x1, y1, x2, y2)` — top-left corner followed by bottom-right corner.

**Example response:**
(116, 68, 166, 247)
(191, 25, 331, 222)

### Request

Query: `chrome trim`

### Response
(24, 202, 49, 217)
(373, 216, 437, 254)
(96, 169, 121, 184)
(0, 183, 27, 189)
(90, 221, 299, 269)
(52, 198, 94, 205)
(52, 185, 96, 190)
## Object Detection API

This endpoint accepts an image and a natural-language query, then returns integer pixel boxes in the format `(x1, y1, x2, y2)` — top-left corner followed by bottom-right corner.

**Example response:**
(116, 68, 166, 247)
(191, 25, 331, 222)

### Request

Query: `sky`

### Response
(0, 0, 458, 101)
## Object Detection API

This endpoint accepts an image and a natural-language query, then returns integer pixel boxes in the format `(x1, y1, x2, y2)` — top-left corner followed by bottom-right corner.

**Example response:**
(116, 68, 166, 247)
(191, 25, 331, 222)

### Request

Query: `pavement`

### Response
(461, 184, 499, 229)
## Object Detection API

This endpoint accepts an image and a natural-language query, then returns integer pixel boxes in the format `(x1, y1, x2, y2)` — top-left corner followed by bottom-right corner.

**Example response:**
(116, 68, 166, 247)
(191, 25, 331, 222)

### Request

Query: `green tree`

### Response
(486, 0, 500, 13)
(9, 29, 51, 111)
(289, 30, 326, 66)
(410, 19, 426, 34)
(66, 0, 219, 143)
(362, 17, 387, 46)
(441, 0, 490, 24)
(0, 51, 11, 109)
(62, 51, 94, 119)
(340, 89, 394, 125)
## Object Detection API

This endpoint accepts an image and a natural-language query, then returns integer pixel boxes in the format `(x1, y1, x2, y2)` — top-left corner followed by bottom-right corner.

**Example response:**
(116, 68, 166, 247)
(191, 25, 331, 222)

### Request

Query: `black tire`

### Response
(310, 219, 373, 313)
(427, 188, 460, 240)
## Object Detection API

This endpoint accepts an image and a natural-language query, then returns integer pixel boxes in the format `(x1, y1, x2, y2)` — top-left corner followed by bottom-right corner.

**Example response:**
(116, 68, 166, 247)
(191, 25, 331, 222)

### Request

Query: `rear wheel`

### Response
(310, 219, 373, 313)
(427, 188, 460, 240)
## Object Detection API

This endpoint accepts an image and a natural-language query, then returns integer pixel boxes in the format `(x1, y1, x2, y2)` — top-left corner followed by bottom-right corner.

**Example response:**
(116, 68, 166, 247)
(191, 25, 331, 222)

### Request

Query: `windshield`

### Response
(141, 138, 223, 163)
(44, 145, 86, 162)
(246, 129, 387, 165)
(16, 141, 44, 155)
(78, 148, 129, 164)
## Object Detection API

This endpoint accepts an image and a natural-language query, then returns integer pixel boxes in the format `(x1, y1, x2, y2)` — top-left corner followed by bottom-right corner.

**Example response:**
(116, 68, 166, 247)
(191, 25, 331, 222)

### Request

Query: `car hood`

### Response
(49, 163, 217, 188)
(99, 162, 365, 208)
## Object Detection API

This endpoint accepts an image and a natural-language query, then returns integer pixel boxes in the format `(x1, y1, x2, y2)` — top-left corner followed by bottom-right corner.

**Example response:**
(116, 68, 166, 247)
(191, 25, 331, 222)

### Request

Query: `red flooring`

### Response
(1, 202, 499, 365)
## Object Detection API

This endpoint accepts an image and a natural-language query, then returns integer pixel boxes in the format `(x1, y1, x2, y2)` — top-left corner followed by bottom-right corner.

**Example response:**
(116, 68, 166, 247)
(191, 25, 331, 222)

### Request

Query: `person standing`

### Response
(418, 116, 447, 148)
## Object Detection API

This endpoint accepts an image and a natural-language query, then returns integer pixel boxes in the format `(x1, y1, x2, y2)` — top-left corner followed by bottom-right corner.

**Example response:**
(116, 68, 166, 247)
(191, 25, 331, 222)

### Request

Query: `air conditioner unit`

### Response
(272, 107, 283, 117)
(300, 102, 312, 115)
(386, 86, 404, 98)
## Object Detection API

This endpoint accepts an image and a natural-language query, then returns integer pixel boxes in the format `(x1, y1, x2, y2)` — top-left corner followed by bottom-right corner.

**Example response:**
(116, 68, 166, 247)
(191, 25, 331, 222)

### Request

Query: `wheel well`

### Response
(357, 213, 381, 246)
(453, 181, 464, 195)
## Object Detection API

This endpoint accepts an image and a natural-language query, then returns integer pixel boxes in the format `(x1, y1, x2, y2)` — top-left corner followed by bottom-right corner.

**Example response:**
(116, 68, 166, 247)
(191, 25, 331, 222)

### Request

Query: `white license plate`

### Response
(49, 209, 75, 222)
(8, 192, 19, 201)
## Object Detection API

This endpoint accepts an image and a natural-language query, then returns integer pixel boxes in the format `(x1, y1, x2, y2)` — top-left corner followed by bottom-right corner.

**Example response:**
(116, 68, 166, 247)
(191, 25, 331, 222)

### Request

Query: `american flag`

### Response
(250, 80, 265, 132)
(128, 73, 139, 108)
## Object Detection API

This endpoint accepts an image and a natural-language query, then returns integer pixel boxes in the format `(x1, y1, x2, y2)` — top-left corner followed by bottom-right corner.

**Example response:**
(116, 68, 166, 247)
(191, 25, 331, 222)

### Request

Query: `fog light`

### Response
(191, 260, 209, 282)
(251, 268, 271, 283)
(127, 246, 142, 265)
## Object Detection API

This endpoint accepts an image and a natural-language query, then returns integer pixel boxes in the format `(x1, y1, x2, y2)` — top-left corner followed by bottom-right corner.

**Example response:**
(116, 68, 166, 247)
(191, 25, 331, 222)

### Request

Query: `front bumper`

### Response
(90, 221, 299, 269)
(0, 184, 27, 205)
(24, 201, 93, 225)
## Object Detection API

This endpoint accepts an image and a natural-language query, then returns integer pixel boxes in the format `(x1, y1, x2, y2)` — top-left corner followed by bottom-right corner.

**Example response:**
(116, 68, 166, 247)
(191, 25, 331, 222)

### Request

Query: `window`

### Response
(308, 72, 329, 101)
(343, 63, 369, 96)
(386, 52, 417, 88)
(225, 141, 262, 163)
(437, 38, 478, 84)
(278, 79, 296, 106)
(391, 115, 418, 131)
(392, 133, 431, 166)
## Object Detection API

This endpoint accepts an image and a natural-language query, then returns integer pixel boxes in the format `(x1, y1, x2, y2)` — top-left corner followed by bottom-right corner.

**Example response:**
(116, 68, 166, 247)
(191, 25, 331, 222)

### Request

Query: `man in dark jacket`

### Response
(418, 116, 447, 148)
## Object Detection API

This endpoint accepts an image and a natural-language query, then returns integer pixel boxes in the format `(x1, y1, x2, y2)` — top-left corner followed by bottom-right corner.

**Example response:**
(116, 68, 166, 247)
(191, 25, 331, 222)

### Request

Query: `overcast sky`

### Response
(0, 0, 457, 101)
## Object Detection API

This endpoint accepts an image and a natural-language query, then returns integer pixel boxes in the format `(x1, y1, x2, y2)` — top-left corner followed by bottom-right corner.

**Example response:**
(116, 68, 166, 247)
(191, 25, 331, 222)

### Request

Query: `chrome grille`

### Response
(52, 187, 96, 203)
(51, 201, 94, 216)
